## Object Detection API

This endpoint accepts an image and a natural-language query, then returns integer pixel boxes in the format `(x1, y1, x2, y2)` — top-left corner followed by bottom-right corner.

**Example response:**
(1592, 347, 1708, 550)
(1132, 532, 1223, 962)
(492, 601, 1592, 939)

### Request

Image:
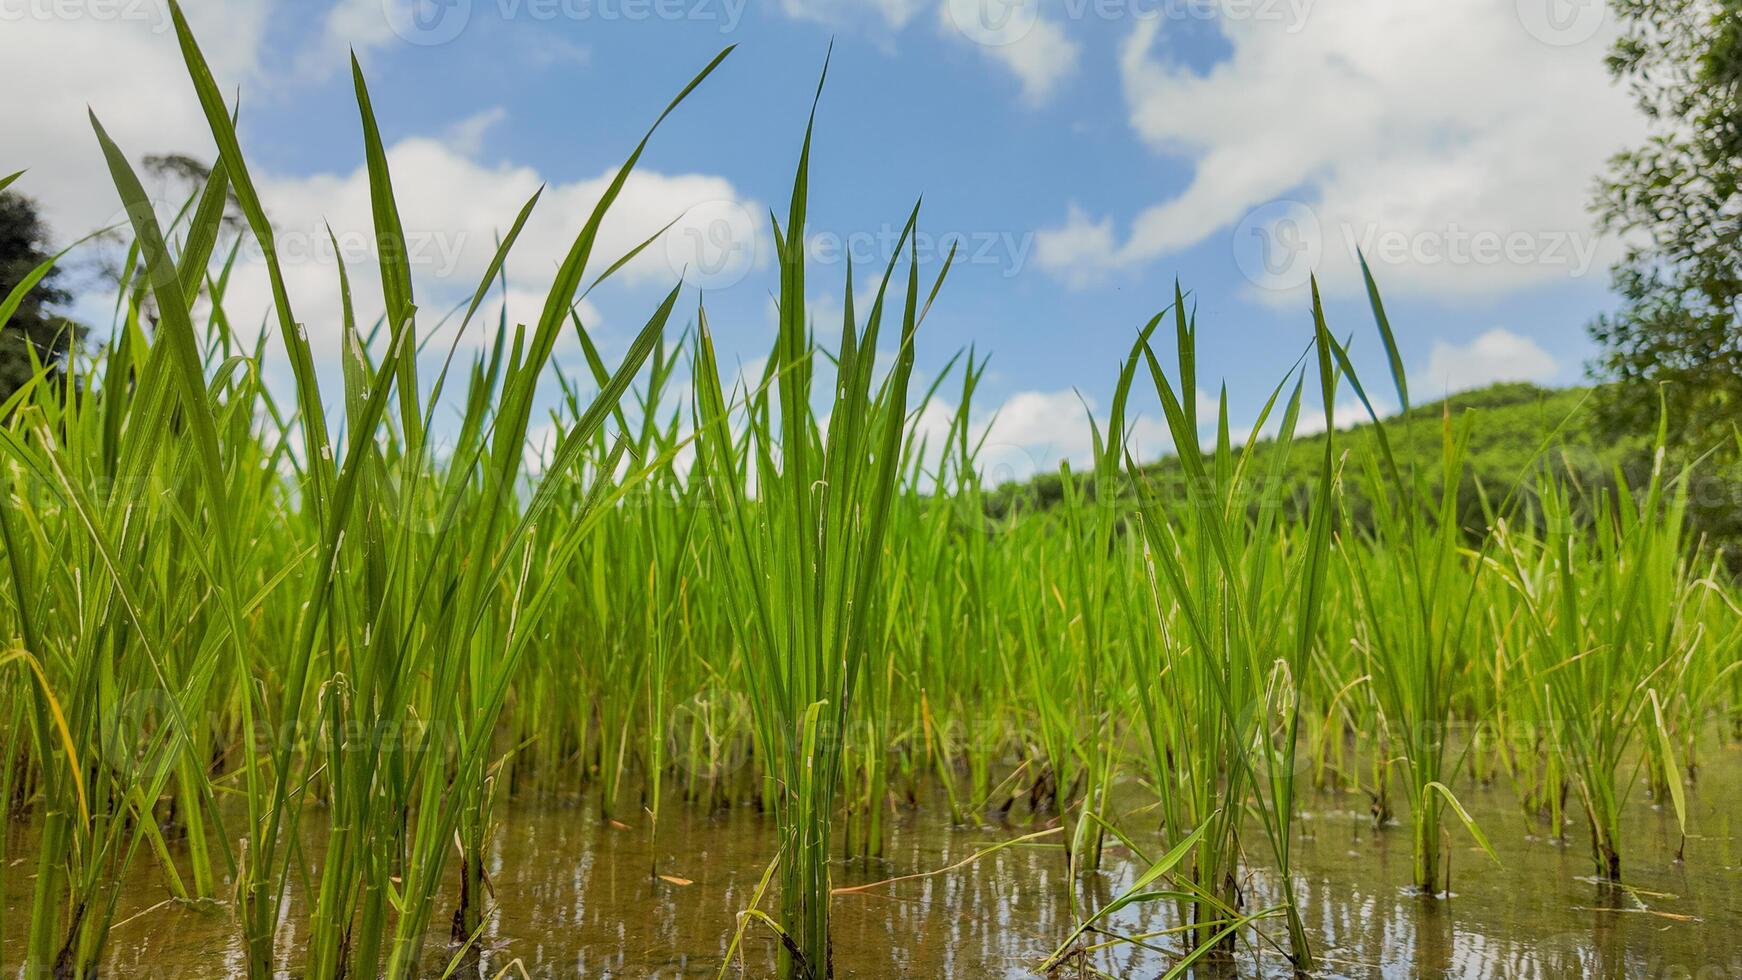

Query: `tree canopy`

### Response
(0, 188, 81, 406)
(1590, 0, 1742, 451)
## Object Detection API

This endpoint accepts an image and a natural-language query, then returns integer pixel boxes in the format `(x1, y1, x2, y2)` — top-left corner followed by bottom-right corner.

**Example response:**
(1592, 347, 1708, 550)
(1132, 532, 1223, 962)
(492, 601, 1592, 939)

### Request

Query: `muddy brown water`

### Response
(5, 744, 1741, 978)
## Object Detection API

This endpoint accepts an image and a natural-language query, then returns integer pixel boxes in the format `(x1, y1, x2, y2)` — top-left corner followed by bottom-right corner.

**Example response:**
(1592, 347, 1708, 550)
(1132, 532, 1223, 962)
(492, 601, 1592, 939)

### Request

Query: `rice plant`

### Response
(1325, 263, 1501, 896)
(688, 62, 952, 976)
(1115, 283, 1336, 969)
(1489, 421, 1694, 880)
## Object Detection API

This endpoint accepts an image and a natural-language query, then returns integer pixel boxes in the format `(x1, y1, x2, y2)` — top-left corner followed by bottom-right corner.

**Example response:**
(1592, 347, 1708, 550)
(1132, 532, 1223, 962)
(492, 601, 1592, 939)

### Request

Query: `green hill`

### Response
(990, 382, 1741, 566)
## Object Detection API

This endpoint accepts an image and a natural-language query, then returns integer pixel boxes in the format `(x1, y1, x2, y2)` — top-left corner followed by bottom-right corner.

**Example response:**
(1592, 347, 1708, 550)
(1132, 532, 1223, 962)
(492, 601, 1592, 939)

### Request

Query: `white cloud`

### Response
(304, 0, 399, 76)
(0, 0, 274, 238)
(772, 0, 1080, 104)
(207, 135, 763, 366)
(441, 107, 508, 157)
(949, 382, 1375, 479)
(936, 0, 1081, 104)
(914, 387, 1173, 484)
(1188, 383, 1380, 448)
(0, 0, 760, 400)
(981, 16, 1081, 105)
(1033, 205, 1119, 288)
(1417, 328, 1559, 396)
(1290, 398, 1384, 438)
(1035, 1, 1643, 299)
(512, 32, 591, 69)
(777, 0, 928, 29)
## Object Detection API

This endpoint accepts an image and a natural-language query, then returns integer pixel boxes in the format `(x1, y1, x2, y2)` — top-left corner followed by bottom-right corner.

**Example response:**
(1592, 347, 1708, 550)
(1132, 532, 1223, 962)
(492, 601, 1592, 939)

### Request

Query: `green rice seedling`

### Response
(1484, 574, 1575, 837)
(46, 9, 733, 976)
(1010, 494, 1096, 829)
(537, 327, 705, 855)
(1489, 428, 1695, 880)
(1054, 412, 1133, 875)
(1324, 263, 1499, 896)
(869, 353, 1029, 838)
(1337, 437, 1491, 897)
(357, 68, 725, 980)
(847, 354, 975, 851)
(0, 141, 279, 976)
(1040, 823, 1289, 977)
(936, 360, 1029, 815)
(1120, 282, 1338, 969)
(1643, 544, 1740, 788)
(689, 66, 951, 971)
(1299, 568, 1387, 812)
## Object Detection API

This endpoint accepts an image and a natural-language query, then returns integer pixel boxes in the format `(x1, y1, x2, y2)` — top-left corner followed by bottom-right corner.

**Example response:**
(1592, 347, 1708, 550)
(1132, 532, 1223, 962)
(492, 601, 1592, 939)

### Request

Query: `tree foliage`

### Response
(0, 189, 82, 406)
(1589, 0, 1742, 450)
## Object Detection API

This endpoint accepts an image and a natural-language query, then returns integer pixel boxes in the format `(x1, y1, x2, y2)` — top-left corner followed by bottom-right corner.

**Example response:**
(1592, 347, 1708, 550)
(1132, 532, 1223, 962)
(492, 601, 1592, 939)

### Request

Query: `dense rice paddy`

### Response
(4, 6, 1741, 978)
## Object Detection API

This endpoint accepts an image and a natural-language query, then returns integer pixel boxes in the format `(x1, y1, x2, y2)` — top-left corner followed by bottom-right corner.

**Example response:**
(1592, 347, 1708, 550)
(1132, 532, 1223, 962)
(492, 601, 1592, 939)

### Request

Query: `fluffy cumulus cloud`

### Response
(1035, 0, 1643, 300)
(773, 0, 1081, 103)
(1417, 328, 1559, 396)
(1208, 386, 1383, 447)
(219, 130, 763, 358)
(777, 0, 929, 29)
(937, 0, 1081, 104)
(1221, 328, 1557, 444)
(909, 387, 1175, 483)
(302, 0, 401, 75)
(1034, 205, 1120, 289)
(1, 0, 763, 371)
(925, 382, 1379, 480)
(0, 0, 273, 237)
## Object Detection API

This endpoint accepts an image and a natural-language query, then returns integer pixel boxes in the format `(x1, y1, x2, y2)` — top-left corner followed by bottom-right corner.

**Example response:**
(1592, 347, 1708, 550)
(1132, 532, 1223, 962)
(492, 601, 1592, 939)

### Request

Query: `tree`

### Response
(0, 189, 83, 406)
(90, 153, 241, 288)
(1589, 0, 1742, 451)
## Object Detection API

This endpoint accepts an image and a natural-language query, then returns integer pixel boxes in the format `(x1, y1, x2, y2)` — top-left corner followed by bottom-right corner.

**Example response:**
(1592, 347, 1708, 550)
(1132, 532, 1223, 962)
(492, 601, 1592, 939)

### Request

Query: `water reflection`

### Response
(5, 750, 1740, 978)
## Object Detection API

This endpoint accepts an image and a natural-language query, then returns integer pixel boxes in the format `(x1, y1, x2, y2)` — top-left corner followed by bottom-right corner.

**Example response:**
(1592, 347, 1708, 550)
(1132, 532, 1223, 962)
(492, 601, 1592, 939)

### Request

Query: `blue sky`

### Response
(2, 0, 1639, 474)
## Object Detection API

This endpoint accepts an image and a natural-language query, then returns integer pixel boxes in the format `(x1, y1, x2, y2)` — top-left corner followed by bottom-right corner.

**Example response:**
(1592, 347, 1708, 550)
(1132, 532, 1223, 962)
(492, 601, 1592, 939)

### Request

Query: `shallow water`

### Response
(6, 744, 1741, 978)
